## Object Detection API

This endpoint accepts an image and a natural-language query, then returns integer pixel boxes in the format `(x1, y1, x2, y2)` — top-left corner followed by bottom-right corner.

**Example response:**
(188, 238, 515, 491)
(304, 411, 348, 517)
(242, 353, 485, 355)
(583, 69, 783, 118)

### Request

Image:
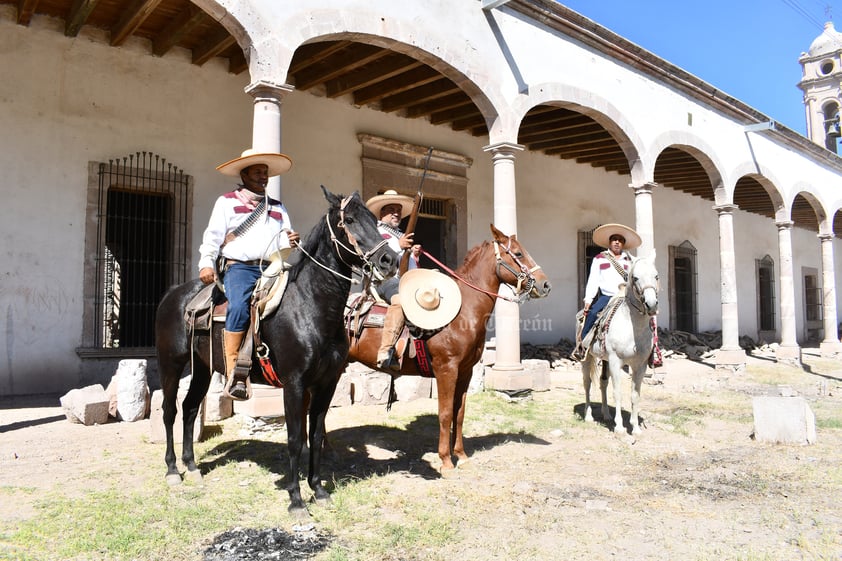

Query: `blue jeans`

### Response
(582, 293, 611, 340)
(223, 262, 263, 332)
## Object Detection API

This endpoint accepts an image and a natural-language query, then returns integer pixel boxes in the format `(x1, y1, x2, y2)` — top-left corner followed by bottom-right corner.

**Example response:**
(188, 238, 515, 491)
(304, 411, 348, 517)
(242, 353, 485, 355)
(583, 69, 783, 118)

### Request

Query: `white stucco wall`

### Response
(2, 1, 841, 395)
(0, 12, 255, 394)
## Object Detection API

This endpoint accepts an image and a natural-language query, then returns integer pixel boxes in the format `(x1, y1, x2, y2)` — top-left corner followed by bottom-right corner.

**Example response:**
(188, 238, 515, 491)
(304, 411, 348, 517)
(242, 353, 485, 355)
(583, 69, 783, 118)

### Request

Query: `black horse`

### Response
(154, 186, 397, 515)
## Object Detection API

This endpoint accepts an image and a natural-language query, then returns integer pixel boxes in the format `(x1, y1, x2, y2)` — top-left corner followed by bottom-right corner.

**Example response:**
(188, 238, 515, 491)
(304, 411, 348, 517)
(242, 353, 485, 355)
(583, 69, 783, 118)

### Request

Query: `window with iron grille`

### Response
(804, 272, 823, 323)
(81, 153, 191, 350)
(669, 241, 698, 333)
(756, 255, 776, 332)
(577, 227, 604, 307)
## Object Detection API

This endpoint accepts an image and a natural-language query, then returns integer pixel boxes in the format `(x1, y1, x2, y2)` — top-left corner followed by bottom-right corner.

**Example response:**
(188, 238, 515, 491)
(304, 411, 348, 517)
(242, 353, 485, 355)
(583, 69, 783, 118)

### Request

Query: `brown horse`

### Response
(346, 224, 551, 472)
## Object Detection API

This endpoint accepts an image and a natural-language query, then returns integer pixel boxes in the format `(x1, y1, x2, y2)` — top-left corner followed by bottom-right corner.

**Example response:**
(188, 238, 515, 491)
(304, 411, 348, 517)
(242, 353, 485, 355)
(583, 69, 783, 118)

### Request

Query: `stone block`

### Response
(59, 384, 110, 426)
(484, 367, 533, 391)
(233, 384, 285, 418)
(522, 359, 551, 391)
(354, 371, 391, 405)
(149, 389, 205, 444)
(331, 372, 353, 408)
(752, 396, 816, 445)
(393, 375, 432, 401)
(204, 372, 232, 422)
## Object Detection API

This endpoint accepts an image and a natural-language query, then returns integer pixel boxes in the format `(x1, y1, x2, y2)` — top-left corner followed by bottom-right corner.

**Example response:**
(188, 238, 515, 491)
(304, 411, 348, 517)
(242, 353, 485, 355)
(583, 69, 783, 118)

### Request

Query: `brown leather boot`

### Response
(376, 303, 405, 372)
(222, 329, 249, 401)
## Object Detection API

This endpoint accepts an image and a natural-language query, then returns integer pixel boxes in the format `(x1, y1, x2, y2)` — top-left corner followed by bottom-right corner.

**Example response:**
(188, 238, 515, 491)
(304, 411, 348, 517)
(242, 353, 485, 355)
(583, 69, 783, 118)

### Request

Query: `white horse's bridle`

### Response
(627, 261, 659, 316)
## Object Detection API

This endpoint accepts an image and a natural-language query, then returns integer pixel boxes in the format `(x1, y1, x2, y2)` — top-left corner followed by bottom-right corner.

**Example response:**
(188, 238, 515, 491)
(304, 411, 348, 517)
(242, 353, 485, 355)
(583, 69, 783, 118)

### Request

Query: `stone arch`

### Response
(647, 131, 726, 194)
(789, 186, 829, 234)
(225, 4, 508, 129)
(727, 161, 786, 208)
(508, 82, 646, 183)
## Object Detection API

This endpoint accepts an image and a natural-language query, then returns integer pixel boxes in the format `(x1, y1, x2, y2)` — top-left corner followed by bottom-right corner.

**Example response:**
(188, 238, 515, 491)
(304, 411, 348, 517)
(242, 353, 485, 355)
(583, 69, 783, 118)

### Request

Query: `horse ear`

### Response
(321, 185, 340, 206)
(490, 223, 506, 242)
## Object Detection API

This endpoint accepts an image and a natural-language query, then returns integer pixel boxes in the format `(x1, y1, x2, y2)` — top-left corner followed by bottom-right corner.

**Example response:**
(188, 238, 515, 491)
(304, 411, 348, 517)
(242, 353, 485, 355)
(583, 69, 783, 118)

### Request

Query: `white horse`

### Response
(582, 254, 659, 434)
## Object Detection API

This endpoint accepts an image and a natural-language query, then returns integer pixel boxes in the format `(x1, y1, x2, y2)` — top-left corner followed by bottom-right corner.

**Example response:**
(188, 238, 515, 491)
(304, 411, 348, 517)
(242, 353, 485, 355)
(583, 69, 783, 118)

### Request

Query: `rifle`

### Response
(399, 146, 433, 276)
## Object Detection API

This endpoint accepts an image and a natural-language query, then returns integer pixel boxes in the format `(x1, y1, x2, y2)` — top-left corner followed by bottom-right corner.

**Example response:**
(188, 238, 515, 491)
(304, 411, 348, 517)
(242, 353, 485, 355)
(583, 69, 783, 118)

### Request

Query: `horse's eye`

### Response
(514, 251, 523, 258)
(343, 216, 354, 225)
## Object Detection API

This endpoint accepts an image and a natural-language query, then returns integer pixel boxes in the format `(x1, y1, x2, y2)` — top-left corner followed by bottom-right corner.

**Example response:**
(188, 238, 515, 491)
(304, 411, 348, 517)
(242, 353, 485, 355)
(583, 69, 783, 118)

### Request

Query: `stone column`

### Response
(630, 182, 655, 257)
(245, 80, 294, 201)
(713, 204, 746, 369)
(819, 233, 842, 355)
(483, 141, 531, 390)
(775, 220, 802, 365)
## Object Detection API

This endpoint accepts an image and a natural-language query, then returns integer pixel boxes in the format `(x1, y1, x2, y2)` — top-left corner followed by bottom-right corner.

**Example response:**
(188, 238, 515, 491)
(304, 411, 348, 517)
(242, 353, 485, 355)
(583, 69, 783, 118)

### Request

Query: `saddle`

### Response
(345, 293, 437, 377)
(183, 255, 292, 388)
(575, 295, 625, 361)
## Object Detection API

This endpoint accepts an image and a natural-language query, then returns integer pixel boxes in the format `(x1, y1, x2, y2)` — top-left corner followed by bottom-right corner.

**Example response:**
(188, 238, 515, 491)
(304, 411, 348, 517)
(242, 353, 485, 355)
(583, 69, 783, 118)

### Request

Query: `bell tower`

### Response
(798, 22, 842, 153)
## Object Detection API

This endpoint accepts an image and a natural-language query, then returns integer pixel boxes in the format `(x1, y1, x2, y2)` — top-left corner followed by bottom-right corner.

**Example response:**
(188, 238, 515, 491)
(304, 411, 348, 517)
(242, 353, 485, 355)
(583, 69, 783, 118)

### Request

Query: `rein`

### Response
(295, 195, 388, 284)
(420, 239, 540, 304)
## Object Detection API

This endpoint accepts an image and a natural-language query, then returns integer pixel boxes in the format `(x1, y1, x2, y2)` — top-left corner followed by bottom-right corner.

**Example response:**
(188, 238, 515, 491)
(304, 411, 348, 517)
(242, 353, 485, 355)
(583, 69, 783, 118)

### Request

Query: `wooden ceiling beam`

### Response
(520, 112, 590, 133)
(380, 78, 458, 112)
(192, 26, 236, 66)
(110, 0, 164, 46)
(429, 103, 479, 125)
(326, 56, 422, 98)
(519, 123, 605, 144)
(289, 41, 351, 74)
(452, 114, 487, 131)
(405, 91, 470, 118)
(153, 5, 206, 57)
(293, 45, 389, 90)
(65, 0, 99, 36)
(353, 66, 441, 105)
(229, 49, 247, 74)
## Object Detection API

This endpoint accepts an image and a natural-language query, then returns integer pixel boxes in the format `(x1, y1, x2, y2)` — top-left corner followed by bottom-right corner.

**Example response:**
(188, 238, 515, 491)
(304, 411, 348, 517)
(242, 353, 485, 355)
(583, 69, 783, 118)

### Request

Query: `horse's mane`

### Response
(286, 203, 336, 284)
(454, 240, 490, 277)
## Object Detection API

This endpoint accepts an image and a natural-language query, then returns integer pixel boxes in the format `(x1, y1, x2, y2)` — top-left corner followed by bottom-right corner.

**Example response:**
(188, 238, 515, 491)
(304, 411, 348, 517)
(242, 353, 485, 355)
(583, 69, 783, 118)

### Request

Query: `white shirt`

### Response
(583, 250, 632, 304)
(198, 188, 292, 271)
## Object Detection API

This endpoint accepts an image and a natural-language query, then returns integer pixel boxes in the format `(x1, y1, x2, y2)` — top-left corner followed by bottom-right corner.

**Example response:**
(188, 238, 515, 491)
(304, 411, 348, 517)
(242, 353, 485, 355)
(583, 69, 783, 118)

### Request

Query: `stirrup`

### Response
(383, 347, 401, 372)
(223, 370, 252, 401)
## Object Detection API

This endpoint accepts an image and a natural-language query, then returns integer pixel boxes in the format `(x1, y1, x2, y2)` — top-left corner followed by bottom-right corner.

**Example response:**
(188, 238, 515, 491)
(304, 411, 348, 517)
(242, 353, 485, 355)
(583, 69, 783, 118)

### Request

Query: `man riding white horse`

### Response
(572, 223, 641, 361)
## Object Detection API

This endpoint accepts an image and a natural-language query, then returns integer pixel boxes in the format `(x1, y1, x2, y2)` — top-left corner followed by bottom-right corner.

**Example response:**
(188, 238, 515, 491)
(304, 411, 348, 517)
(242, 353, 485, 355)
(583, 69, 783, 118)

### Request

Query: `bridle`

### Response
(420, 237, 542, 304)
(626, 260, 659, 316)
(297, 195, 389, 283)
(493, 238, 542, 303)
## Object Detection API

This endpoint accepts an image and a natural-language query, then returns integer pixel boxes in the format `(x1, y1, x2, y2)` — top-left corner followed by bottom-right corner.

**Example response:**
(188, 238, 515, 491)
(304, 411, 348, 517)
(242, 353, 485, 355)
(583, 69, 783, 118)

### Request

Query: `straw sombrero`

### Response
(592, 223, 641, 249)
(216, 148, 293, 177)
(366, 189, 414, 218)
(398, 269, 462, 330)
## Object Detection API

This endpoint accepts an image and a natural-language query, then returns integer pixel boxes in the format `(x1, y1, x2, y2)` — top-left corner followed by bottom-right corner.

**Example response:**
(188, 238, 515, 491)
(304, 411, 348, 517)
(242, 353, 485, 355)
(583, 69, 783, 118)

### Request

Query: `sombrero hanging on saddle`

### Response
(572, 223, 641, 361)
(345, 267, 462, 374)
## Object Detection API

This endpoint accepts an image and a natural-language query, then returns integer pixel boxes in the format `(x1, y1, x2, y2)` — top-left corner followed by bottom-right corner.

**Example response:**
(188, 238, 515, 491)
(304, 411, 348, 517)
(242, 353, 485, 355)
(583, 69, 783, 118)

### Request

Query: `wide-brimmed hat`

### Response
(592, 223, 641, 249)
(366, 189, 414, 218)
(398, 269, 462, 330)
(216, 148, 293, 177)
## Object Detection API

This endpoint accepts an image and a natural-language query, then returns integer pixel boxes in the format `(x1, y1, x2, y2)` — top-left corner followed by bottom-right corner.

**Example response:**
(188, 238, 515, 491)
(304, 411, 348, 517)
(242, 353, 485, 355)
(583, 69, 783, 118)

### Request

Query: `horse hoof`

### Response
(165, 473, 183, 487)
(288, 506, 311, 521)
(313, 495, 333, 507)
(185, 469, 203, 483)
(455, 457, 471, 470)
(439, 466, 458, 479)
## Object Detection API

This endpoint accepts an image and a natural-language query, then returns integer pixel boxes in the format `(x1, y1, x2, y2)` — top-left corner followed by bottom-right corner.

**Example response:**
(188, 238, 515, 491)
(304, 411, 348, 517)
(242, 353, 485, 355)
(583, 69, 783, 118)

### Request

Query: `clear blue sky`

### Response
(558, 1, 842, 135)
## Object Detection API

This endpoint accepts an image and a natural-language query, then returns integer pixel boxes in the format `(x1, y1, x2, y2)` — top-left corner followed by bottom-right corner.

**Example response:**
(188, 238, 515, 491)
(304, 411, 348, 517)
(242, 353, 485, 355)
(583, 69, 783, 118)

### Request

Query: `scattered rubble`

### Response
(521, 328, 764, 369)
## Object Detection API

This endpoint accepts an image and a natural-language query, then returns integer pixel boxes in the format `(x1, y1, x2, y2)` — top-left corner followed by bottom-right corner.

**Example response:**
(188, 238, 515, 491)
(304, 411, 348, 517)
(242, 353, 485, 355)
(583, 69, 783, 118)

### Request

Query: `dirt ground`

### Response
(1, 349, 842, 560)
